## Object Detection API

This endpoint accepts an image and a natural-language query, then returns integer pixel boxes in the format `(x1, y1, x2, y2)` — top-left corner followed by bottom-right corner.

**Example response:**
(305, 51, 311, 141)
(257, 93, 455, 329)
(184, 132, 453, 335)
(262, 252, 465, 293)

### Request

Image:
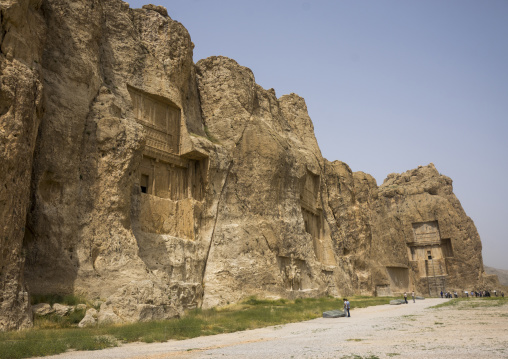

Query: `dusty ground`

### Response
(36, 298, 508, 359)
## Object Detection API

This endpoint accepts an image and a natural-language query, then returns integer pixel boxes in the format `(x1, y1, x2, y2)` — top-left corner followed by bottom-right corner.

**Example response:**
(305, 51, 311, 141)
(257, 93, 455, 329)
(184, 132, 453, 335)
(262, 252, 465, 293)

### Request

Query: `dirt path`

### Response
(35, 298, 508, 359)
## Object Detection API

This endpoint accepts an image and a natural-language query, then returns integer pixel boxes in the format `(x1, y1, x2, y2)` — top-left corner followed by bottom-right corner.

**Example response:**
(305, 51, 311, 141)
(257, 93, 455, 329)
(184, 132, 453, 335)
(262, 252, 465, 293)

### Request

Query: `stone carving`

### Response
(283, 255, 302, 291)
(300, 171, 320, 211)
(412, 221, 441, 244)
(129, 86, 181, 154)
(386, 267, 409, 291)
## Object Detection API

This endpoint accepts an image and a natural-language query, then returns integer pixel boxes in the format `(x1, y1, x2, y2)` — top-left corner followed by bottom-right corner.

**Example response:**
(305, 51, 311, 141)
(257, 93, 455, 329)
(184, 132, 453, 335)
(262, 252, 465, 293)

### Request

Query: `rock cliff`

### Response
(0, 0, 495, 330)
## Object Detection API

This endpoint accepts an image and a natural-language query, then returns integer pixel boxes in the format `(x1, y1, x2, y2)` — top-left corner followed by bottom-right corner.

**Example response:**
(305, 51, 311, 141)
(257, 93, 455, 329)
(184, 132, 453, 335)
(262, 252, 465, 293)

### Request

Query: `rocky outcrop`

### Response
(370, 164, 486, 296)
(0, 0, 46, 331)
(0, 0, 496, 330)
(195, 57, 347, 307)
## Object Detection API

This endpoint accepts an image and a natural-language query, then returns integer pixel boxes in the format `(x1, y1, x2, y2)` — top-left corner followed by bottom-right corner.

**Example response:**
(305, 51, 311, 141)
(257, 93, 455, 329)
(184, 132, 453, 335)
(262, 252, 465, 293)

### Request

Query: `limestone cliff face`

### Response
(370, 164, 486, 296)
(324, 162, 488, 297)
(0, 0, 494, 331)
(324, 161, 378, 295)
(195, 57, 345, 307)
(22, 0, 208, 324)
(0, 0, 46, 331)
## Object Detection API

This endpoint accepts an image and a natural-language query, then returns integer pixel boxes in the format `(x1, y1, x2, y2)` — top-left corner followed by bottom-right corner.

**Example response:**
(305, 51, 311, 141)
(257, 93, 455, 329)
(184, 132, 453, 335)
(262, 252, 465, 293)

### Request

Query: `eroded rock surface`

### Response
(0, 0, 496, 330)
(0, 0, 46, 331)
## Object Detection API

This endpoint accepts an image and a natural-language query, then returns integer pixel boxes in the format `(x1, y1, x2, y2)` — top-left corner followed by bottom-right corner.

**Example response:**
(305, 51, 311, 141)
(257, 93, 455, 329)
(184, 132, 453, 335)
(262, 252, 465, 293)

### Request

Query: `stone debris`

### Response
(97, 304, 123, 326)
(390, 300, 406, 305)
(78, 308, 98, 328)
(31, 303, 55, 316)
(322, 310, 346, 318)
(52, 303, 74, 316)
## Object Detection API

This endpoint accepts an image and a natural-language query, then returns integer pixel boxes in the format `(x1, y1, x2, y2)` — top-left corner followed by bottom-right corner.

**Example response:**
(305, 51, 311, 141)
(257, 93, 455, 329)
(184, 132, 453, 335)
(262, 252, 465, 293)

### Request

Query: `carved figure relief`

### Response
(282, 254, 302, 291)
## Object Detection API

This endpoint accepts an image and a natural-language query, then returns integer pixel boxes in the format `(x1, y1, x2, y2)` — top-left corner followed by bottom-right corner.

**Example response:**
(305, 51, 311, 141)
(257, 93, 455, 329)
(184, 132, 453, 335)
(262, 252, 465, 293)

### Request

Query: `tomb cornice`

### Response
(143, 147, 189, 168)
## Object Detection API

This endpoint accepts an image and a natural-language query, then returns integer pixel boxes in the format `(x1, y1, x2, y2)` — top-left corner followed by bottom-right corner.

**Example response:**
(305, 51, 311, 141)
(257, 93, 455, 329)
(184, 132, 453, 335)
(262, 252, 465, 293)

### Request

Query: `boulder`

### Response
(97, 304, 122, 326)
(32, 303, 54, 316)
(323, 310, 346, 318)
(78, 308, 97, 328)
(53, 303, 74, 316)
(390, 299, 406, 305)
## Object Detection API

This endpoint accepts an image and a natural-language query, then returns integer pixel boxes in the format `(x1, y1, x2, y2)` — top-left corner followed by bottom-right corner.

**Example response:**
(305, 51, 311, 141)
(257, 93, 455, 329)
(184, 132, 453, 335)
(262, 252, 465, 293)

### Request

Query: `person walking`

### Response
(343, 298, 350, 317)
(404, 292, 408, 304)
(412, 290, 415, 303)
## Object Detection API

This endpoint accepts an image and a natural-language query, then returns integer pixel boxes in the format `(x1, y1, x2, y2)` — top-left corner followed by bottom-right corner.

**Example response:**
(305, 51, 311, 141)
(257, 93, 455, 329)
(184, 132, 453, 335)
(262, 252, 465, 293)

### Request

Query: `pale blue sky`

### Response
(128, 1, 508, 270)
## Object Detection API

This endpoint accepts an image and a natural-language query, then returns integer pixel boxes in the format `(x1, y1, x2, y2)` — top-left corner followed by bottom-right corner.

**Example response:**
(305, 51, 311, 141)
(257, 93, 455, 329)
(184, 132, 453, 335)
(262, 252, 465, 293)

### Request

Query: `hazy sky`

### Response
(128, 0, 508, 270)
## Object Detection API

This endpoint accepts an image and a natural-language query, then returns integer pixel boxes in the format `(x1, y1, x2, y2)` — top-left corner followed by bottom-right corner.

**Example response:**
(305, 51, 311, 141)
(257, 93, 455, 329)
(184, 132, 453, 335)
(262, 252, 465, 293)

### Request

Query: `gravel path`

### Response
(35, 298, 508, 359)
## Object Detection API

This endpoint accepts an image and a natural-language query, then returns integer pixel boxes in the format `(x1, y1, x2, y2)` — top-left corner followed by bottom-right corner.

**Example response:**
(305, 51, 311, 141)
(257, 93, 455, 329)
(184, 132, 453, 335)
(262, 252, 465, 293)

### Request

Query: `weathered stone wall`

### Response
(0, 0, 495, 331)
(195, 57, 349, 307)
(324, 161, 378, 295)
(0, 0, 46, 331)
(22, 0, 211, 325)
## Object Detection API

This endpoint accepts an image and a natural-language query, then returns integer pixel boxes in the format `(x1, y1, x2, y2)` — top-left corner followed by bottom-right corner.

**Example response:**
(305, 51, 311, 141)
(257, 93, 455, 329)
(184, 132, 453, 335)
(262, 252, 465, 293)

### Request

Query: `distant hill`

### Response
(485, 266, 508, 287)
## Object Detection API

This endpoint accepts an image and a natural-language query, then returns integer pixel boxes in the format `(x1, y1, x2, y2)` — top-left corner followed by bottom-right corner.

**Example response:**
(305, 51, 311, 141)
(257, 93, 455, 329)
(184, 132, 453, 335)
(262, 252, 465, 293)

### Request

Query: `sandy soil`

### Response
(35, 298, 508, 359)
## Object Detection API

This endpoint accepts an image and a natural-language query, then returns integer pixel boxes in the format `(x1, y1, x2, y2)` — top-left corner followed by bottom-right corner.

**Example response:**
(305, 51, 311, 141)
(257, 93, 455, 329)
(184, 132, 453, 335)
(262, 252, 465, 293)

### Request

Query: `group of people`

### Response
(463, 289, 504, 298)
(440, 289, 505, 298)
(341, 288, 505, 319)
(441, 291, 458, 298)
(403, 291, 416, 303)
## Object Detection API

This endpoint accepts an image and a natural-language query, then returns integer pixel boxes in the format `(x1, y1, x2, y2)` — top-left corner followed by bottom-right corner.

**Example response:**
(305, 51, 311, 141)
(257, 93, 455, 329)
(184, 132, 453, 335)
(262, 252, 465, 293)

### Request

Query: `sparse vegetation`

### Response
(430, 297, 508, 309)
(0, 296, 395, 359)
(33, 309, 87, 330)
(30, 294, 88, 307)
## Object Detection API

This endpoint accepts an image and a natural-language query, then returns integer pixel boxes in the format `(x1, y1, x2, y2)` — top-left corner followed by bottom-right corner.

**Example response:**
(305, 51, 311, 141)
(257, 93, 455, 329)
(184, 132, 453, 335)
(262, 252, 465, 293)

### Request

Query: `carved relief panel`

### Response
(129, 86, 181, 155)
(412, 221, 441, 244)
(386, 266, 409, 291)
(279, 255, 305, 291)
(300, 170, 320, 212)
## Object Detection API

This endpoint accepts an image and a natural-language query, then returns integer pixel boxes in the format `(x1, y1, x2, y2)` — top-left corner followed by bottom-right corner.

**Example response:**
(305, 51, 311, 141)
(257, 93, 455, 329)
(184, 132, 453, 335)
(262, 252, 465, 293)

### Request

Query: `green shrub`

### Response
(30, 294, 87, 306)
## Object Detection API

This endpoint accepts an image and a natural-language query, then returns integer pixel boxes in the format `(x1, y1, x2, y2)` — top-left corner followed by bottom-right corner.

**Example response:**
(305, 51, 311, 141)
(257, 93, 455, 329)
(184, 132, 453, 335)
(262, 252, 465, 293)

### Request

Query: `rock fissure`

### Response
(201, 159, 234, 284)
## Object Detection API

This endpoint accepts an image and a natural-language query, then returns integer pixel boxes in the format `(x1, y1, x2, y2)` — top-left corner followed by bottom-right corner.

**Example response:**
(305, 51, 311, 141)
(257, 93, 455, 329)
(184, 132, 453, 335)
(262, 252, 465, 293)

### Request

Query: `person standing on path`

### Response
(412, 290, 415, 303)
(343, 298, 350, 317)
(404, 292, 408, 304)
